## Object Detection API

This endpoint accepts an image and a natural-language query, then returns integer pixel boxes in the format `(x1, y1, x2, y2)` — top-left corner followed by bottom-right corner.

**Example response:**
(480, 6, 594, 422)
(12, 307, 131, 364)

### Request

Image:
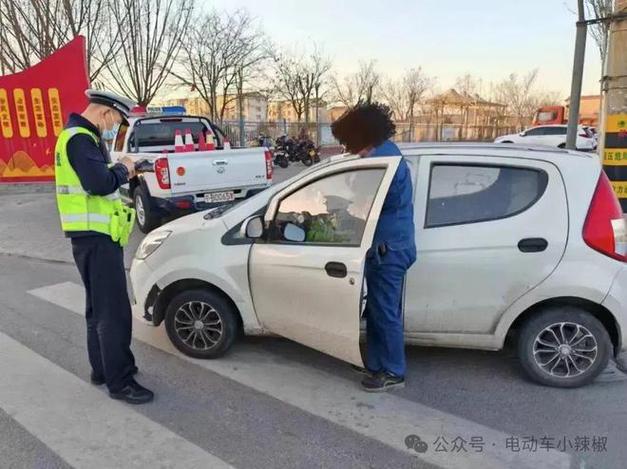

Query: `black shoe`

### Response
(351, 364, 375, 376)
(109, 379, 154, 405)
(91, 366, 139, 386)
(361, 372, 405, 393)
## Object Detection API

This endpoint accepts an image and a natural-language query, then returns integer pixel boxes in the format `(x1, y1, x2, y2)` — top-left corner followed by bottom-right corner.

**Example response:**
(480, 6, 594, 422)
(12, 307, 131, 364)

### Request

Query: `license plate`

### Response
(204, 191, 235, 203)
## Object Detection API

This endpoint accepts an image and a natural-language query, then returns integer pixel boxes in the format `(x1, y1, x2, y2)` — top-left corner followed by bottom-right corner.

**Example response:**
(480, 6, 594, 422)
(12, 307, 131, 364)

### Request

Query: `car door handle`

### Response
(212, 160, 228, 166)
(518, 238, 548, 253)
(325, 262, 347, 278)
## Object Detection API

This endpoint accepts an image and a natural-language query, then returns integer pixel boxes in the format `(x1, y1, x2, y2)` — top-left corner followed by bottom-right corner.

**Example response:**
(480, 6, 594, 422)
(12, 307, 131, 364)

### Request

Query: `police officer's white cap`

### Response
(85, 89, 136, 119)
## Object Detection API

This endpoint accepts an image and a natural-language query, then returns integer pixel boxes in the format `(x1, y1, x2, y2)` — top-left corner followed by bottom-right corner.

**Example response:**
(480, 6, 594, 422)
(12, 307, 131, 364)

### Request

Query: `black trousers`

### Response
(71, 236, 136, 392)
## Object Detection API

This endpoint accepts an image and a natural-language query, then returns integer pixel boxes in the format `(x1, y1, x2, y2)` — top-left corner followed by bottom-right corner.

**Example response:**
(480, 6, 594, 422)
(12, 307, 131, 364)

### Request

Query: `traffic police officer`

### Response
(55, 89, 154, 404)
(331, 102, 416, 392)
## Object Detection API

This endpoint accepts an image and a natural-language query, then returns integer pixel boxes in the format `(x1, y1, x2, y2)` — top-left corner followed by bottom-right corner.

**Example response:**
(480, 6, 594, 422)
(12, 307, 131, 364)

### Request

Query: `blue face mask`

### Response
(102, 123, 119, 140)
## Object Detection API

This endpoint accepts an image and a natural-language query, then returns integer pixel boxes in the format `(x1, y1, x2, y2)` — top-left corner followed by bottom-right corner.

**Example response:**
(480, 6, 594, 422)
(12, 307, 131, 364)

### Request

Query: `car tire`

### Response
(558, 143, 566, 148)
(517, 306, 611, 388)
(133, 187, 160, 234)
(165, 289, 239, 359)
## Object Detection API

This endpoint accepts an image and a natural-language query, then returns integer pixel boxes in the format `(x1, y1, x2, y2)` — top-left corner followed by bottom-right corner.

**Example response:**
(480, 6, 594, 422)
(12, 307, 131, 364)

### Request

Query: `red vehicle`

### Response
(532, 106, 567, 126)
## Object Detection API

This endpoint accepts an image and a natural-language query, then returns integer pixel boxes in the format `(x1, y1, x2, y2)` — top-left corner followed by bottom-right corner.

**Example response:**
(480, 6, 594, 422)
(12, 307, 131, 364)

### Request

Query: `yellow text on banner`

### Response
(603, 149, 627, 165)
(48, 88, 63, 136)
(0, 89, 13, 138)
(610, 181, 627, 198)
(30, 88, 47, 138)
(13, 89, 30, 138)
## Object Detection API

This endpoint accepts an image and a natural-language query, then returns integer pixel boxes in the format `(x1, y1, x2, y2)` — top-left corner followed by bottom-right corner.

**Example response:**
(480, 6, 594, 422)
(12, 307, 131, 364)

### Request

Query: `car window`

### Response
(426, 164, 548, 227)
(544, 127, 567, 135)
(524, 128, 545, 136)
(130, 121, 210, 150)
(114, 124, 128, 152)
(268, 169, 386, 246)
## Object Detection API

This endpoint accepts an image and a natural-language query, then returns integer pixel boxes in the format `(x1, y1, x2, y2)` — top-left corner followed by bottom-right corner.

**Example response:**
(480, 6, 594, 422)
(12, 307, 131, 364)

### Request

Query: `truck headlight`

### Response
(135, 230, 172, 260)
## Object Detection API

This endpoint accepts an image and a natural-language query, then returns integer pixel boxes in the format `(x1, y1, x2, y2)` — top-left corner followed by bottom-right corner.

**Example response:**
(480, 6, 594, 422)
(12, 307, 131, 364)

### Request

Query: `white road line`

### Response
(0, 331, 234, 469)
(29, 282, 571, 469)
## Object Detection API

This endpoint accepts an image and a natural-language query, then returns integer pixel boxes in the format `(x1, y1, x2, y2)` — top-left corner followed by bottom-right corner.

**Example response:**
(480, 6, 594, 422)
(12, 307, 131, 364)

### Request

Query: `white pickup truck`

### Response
(110, 114, 273, 233)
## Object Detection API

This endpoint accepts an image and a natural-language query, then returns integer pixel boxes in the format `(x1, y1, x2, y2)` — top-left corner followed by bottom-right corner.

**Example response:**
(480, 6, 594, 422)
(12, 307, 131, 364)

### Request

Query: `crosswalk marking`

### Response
(29, 282, 571, 469)
(0, 330, 234, 469)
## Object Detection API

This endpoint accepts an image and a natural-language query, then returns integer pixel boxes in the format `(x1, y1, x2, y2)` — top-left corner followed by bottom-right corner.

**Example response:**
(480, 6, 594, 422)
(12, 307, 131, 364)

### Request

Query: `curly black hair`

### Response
(331, 101, 396, 154)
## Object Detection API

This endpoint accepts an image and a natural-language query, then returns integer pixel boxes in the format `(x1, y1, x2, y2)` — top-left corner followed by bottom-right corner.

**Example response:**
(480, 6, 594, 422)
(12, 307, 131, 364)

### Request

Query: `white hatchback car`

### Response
(131, 143, 627, 388)
(495, 125, 596, 151)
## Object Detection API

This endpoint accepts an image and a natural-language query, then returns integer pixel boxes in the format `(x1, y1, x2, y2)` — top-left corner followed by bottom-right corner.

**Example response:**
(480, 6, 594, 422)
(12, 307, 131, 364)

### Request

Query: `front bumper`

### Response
(130, 257, 160, 314)
(602, 266, 627, 353)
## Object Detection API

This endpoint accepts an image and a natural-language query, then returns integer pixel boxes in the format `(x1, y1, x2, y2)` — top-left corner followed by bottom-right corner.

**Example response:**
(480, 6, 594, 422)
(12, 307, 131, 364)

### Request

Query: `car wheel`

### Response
(165, 289, 239, 359)
(558, 143, 566, 148)
(133, 187, 160, 234)
(517, 306, 611, 388)
(500, 140, 514, 143)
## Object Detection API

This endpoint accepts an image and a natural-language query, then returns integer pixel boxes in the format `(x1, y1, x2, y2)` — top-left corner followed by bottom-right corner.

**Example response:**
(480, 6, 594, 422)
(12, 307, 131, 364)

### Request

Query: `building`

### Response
(160, 92, 268, 122)
(267, 99, 331, 124)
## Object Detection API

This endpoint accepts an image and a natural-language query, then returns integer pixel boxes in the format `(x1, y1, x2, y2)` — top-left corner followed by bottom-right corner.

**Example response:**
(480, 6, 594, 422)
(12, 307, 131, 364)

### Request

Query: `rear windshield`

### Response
(130, 120, 210, 148)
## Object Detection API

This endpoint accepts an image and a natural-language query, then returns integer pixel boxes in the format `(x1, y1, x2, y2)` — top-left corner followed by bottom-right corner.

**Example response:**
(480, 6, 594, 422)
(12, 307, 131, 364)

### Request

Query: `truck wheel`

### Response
(517, 306, 611, 388)
(133, 187, 160, 234)
(165, 289, 239, 359)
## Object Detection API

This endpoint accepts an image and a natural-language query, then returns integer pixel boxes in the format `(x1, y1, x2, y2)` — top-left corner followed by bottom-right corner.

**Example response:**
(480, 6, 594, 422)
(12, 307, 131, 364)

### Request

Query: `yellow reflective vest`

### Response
(54, 126, 135, 246)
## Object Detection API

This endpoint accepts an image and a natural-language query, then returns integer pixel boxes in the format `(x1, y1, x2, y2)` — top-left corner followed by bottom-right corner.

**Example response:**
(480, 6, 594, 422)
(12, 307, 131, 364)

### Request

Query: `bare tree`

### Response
(584, 0, 613, 70)
(106, 0, 194, 106)
(493, 70, 543, 130)
(332, 60, 380, 106)
(454, 73, 482, 96)
(383, 68, 433, 122)
(273, 47, 331, 126)
(172, 9, 270, 123)
(0, 0, 123, 81)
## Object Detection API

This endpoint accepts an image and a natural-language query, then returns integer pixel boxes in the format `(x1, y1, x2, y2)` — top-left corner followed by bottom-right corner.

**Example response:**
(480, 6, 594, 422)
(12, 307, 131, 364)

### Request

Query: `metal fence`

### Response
(217, 120, 518, 148)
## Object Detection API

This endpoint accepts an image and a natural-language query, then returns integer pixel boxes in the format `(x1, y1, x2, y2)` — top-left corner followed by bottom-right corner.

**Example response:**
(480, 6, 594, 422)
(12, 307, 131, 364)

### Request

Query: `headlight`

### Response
(135, 230, 172, 260)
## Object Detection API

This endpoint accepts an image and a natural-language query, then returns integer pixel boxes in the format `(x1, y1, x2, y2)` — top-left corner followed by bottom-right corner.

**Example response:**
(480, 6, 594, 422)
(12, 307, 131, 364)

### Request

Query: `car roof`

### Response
(397, 142, 593, 159)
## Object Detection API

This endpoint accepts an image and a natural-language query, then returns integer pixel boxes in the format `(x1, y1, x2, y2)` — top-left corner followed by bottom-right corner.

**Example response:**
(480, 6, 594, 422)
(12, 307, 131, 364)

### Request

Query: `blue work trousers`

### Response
(364, 246, 416, 377)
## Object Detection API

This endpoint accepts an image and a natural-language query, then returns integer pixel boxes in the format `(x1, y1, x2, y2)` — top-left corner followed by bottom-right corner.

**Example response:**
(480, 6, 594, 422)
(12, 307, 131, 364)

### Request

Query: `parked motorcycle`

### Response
(273, 135, 292, 168)
(295, 138, 321, 167)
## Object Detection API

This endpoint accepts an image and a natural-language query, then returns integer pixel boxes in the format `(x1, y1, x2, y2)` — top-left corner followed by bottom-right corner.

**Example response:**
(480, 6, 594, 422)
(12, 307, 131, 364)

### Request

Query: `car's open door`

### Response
(248, 156, 401, 365)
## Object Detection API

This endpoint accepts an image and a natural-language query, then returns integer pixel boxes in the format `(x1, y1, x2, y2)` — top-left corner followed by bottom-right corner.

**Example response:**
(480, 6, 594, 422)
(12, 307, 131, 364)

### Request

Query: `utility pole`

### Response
(566, 0, 587, 149)
(600, 0, 627, 211)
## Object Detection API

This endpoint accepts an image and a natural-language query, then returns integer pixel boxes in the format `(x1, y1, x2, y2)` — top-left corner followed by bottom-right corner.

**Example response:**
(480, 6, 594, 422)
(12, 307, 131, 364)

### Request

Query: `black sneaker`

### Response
(361, 372, 405, 392)
(351, 365, 374, 376)
(109, 379, 154, 405)
(91, 366, 139, 386)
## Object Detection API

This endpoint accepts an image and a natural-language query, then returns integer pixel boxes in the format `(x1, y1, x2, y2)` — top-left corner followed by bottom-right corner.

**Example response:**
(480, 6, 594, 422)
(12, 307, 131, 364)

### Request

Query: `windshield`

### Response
(207, 154, 354, 221)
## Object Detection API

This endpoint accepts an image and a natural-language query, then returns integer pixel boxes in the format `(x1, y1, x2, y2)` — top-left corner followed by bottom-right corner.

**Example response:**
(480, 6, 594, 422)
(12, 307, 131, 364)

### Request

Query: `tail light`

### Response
(264, 150, 273, 180)
(154, 158, 171, 190)
(583, 172, 627, 261)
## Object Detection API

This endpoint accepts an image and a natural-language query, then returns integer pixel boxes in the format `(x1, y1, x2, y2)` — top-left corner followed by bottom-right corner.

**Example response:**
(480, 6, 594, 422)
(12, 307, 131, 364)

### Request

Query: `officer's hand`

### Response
(120, 157, 136, 179)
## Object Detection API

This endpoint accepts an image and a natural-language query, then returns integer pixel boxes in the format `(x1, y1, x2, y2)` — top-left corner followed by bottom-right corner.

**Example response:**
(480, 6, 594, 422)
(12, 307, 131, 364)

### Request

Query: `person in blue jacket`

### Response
(331, 102, 416, 392)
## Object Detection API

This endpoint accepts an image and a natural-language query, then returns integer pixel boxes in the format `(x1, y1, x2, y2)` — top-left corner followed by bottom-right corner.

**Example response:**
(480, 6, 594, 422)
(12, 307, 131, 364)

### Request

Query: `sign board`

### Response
(0, 37, 89, 183)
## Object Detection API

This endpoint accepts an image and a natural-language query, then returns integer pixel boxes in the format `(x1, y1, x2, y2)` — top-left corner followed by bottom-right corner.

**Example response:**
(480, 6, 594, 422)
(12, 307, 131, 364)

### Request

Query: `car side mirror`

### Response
(283, 223, 306, 243)
(242, 216, 264, 239)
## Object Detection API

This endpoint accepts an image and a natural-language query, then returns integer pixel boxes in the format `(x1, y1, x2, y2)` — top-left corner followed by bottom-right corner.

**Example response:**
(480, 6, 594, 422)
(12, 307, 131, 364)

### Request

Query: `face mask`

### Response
(100, 112, 119, 138)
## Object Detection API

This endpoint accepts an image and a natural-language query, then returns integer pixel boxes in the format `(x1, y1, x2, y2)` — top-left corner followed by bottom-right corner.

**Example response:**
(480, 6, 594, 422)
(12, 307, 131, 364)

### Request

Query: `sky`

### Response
(204, 0, 604, 99)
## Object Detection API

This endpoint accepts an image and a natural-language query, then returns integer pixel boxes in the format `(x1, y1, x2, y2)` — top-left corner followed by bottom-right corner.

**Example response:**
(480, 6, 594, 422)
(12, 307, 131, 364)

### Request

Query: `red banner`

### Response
(0, 37, 89, 183)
